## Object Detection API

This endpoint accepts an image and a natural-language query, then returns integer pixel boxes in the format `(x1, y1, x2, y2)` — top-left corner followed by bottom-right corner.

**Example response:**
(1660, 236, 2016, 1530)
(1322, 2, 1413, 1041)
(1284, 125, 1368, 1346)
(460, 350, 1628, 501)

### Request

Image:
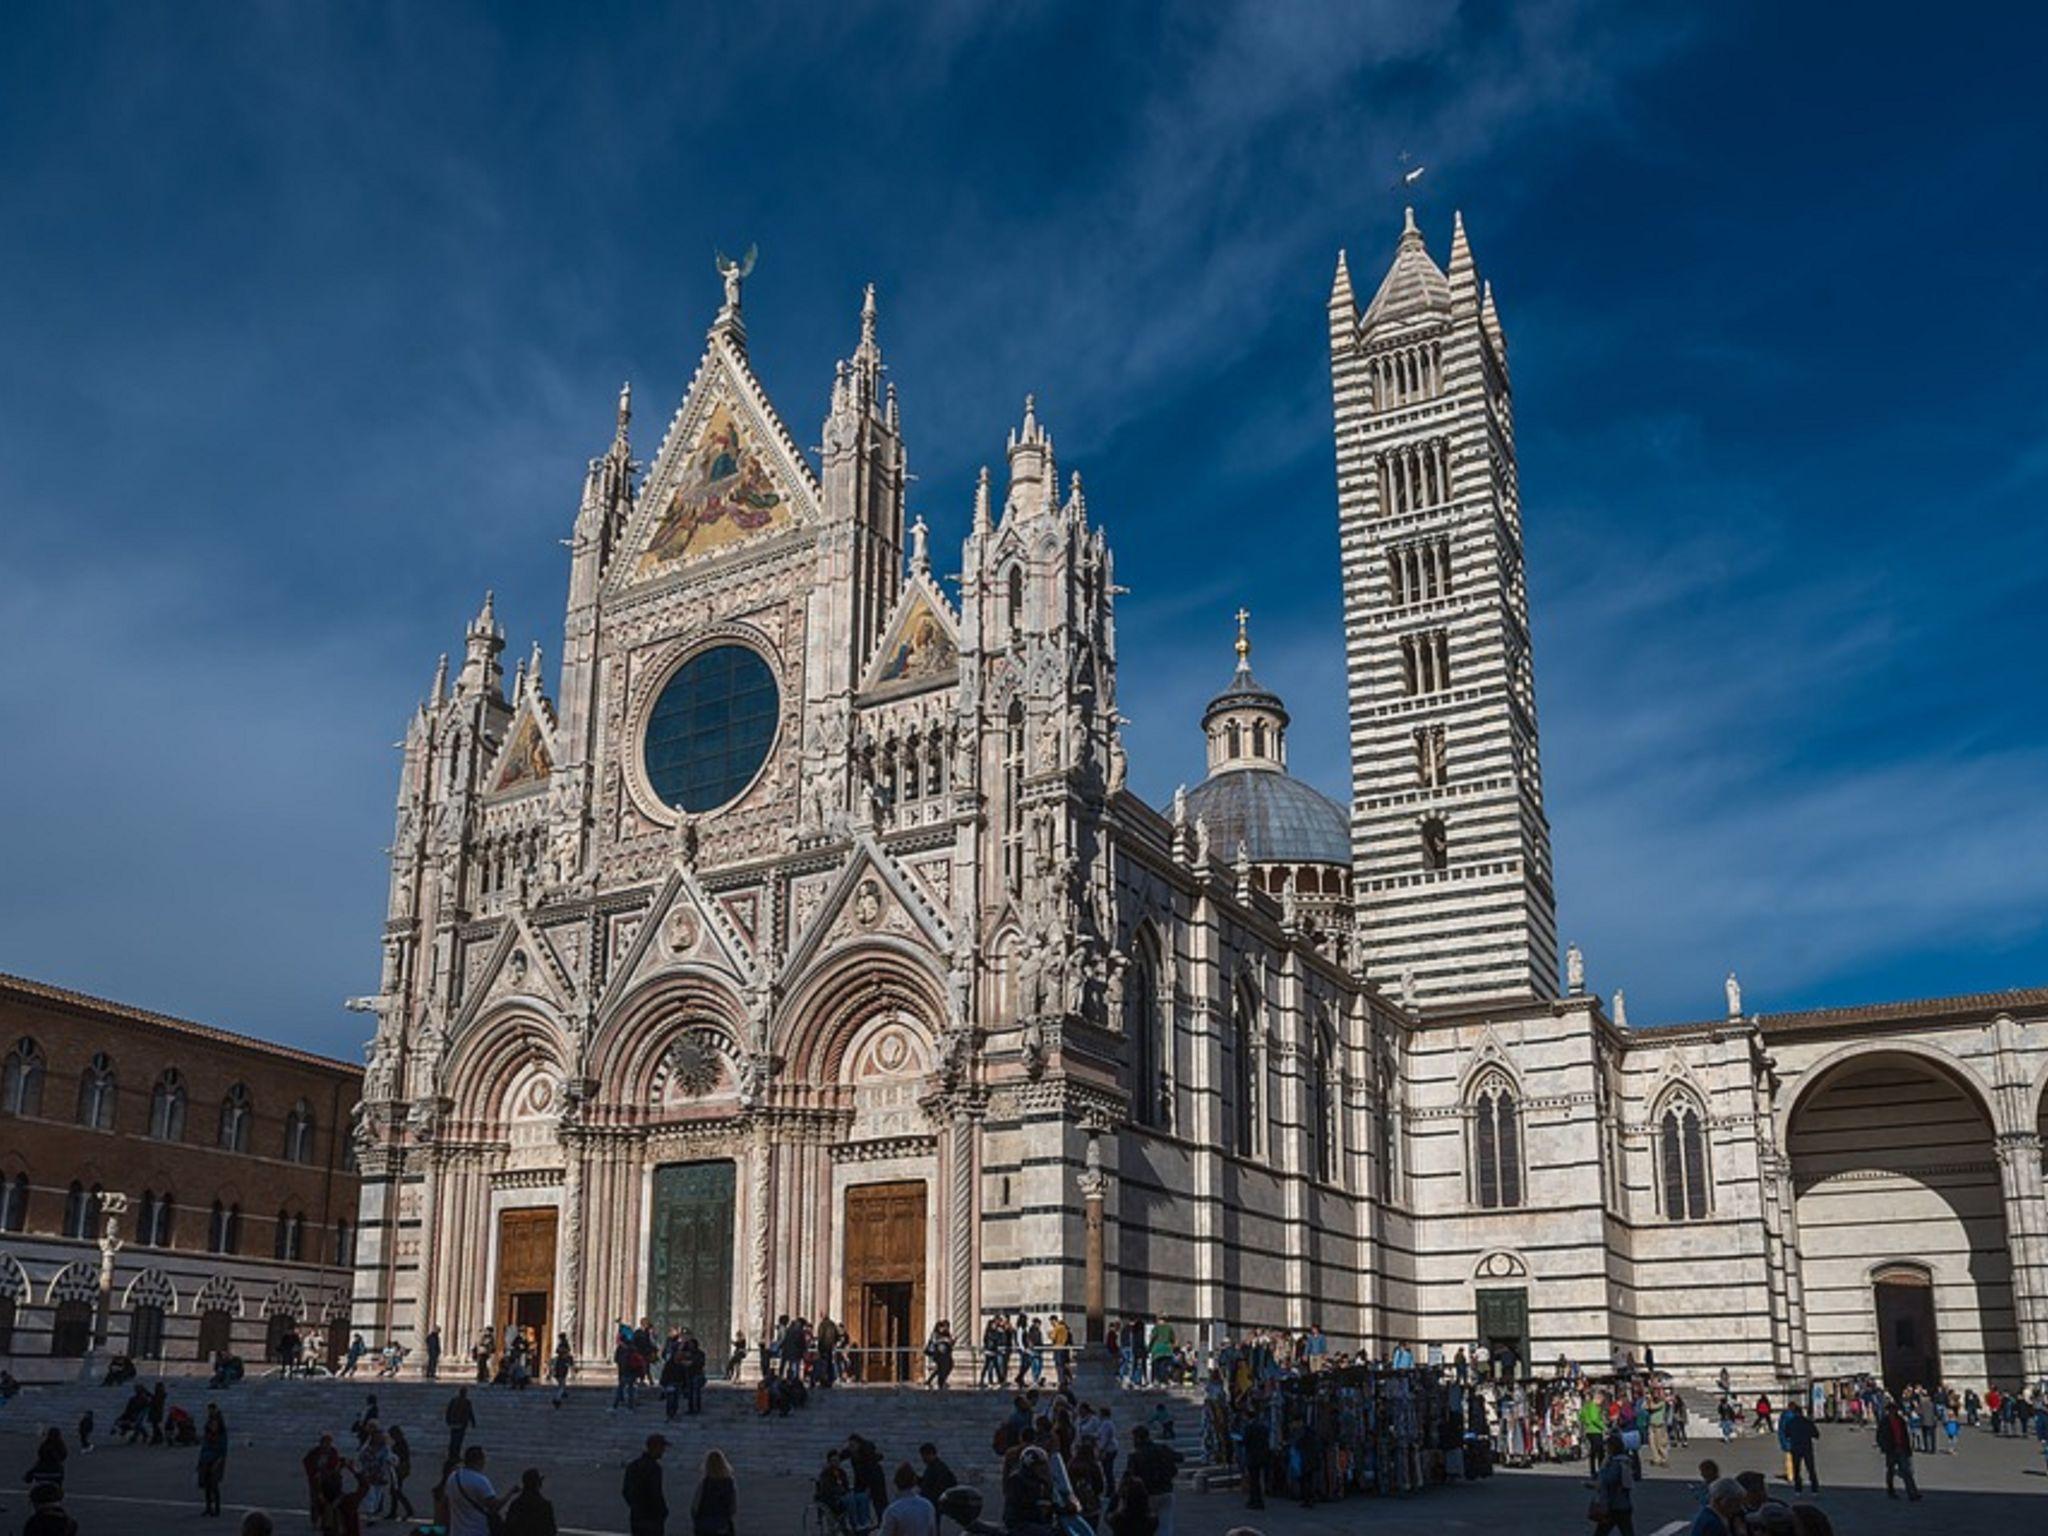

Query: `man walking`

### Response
(1238, 1406, 1269, 1511)
(1876, 1399, 1921, 1501)
(1778, 1400, 1819, 1492)
(444, 1386, 476, 1462)
(1129, 1424, 1182, 1536)
(622, 1433, 668, 1536)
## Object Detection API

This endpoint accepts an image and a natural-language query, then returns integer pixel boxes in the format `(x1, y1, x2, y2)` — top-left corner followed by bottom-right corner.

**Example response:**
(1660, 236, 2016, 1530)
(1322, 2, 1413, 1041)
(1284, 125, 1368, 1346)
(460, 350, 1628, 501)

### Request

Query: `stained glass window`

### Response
(643, 645, 779, 813)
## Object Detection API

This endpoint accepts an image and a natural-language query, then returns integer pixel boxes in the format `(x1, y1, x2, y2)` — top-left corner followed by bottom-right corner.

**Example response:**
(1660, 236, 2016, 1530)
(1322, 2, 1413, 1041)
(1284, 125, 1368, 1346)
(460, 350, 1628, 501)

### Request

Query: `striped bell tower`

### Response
(1328, 207, 1558, 1007)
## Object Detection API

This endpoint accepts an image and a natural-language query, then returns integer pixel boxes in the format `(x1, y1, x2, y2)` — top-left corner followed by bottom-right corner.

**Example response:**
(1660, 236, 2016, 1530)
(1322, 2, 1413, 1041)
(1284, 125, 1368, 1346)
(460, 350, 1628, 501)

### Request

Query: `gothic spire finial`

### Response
(973, 465, 992, 534)
(616, 380, 632, 435)
(861, 282, 877, 345)
(431, 652, 449, 704)
(1234, 606, 1251, 666)
(1402, 204, 1420, 238)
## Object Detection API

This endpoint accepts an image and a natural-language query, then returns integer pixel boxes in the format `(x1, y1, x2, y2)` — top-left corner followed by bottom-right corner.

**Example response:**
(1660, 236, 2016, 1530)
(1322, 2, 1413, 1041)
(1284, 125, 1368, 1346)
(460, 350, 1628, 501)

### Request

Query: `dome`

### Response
(1182, 767, 1351, 866)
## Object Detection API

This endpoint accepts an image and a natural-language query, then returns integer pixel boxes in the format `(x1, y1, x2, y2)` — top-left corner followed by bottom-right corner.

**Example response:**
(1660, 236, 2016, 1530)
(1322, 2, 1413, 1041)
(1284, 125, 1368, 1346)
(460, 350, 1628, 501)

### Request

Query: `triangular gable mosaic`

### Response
(862, 582, 960, 696)
(488, 709, 555, 796)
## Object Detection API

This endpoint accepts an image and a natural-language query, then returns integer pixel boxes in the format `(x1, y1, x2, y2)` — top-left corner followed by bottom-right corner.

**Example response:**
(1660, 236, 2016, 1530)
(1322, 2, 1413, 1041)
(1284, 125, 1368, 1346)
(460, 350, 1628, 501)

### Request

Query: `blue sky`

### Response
(3, 3, 2045, 1059)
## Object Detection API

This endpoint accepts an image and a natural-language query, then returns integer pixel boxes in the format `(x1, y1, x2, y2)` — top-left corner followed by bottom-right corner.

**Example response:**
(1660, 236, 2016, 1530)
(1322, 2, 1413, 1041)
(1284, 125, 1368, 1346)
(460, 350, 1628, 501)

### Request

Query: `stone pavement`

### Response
(2, 1381, 2043, 1534)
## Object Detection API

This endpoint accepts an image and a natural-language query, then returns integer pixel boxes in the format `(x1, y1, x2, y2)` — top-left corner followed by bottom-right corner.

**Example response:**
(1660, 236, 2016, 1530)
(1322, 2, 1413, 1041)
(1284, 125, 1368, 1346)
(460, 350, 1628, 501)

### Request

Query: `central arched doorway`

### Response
(1787, 1050, 2020, 1388)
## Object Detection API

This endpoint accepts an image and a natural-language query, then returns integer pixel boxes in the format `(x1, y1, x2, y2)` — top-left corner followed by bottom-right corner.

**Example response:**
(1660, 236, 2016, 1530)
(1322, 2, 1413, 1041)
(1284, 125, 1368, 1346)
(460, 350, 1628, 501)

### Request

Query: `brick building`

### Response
(0, 973, 360, 1378)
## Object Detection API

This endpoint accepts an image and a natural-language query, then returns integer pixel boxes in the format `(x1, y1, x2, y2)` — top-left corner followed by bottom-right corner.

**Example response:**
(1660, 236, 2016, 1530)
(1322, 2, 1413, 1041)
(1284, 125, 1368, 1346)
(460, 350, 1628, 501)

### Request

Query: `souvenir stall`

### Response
(1248, 1364, 1493, 1504)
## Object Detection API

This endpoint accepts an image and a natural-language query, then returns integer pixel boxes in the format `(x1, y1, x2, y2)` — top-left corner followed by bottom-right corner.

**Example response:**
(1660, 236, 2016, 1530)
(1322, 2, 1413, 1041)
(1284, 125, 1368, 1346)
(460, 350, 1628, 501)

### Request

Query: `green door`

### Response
(647, 1160, 736, 1346)
(1475, 1286, 1530, 1376)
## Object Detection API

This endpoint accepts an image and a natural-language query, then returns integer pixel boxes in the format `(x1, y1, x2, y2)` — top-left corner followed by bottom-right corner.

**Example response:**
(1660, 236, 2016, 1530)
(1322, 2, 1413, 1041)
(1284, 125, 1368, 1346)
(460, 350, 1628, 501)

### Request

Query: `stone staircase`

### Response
(0, 1374, 1203, 1483)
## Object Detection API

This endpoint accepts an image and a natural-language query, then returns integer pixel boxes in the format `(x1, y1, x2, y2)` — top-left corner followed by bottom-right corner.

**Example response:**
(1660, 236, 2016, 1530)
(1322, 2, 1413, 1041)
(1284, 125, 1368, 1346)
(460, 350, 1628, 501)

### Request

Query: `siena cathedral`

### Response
(351, 212, 2048, 1391)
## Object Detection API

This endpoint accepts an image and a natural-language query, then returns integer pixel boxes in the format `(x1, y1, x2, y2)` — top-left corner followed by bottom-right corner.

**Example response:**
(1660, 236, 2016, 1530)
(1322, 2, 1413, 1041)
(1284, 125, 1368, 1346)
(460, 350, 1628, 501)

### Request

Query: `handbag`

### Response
(1587, 1496, 1609, 1522)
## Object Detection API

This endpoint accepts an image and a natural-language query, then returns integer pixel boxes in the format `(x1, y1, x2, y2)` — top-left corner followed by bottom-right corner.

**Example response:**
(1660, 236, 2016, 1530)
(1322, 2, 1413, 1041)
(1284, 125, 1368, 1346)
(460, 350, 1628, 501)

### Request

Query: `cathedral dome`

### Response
(1183, 766, 1350, 866)
(1183, 611, 1351, 867)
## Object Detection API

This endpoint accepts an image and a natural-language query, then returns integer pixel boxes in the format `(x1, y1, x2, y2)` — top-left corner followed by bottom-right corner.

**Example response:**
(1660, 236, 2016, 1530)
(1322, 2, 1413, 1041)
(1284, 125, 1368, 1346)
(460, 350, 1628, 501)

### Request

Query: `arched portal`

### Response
(1787, 1050, 2019, 1388)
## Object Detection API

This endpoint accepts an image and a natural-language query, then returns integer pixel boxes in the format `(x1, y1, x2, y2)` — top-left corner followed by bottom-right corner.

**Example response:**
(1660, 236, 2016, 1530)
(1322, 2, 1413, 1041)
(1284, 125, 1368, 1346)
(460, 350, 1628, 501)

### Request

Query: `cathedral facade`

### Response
(350, 217, 2048, 1391)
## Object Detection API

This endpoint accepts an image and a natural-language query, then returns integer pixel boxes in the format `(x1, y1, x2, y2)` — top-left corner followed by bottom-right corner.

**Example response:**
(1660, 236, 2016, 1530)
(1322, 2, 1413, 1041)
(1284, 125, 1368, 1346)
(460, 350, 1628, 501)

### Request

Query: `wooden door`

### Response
(647, 1161, 736, 1346)
(843, 1181, 925, 1382)
(495, 1207, 558, 1355)
(1474, 1286, 1530, 1376)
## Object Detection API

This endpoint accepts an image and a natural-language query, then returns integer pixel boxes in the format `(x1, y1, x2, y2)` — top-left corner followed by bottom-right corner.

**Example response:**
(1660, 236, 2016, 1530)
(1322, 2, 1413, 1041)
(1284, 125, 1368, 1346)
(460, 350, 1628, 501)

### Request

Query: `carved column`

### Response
(748, 1129, 773, 1344)
(949, 1112, 981, 1328)
(557, 1129, 586, 1357)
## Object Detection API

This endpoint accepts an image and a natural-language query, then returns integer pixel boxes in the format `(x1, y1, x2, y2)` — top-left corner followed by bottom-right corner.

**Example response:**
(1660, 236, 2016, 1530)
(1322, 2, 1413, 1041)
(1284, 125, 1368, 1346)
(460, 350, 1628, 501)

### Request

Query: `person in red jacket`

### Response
(1875, 1401, 1922, 1501)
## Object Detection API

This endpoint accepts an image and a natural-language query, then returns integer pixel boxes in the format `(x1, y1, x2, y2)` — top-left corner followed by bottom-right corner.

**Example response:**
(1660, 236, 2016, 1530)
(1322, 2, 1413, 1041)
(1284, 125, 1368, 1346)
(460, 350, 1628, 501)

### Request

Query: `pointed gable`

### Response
(612, 327, 821, 592)
(485, 702, 557, 797)
(861, 576, 960, 698)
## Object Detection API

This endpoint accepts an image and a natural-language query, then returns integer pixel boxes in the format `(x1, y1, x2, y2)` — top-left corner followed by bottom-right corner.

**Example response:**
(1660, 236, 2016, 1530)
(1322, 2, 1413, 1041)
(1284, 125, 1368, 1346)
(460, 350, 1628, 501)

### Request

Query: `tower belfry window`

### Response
(1415, 725, 1448, 787)
(1399, 629, 1451, 695)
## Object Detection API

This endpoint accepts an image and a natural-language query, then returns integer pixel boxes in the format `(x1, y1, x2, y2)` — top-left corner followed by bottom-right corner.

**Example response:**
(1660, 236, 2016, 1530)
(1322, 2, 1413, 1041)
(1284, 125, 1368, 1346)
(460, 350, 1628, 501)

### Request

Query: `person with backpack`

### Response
(444, 1445, 503, 1536)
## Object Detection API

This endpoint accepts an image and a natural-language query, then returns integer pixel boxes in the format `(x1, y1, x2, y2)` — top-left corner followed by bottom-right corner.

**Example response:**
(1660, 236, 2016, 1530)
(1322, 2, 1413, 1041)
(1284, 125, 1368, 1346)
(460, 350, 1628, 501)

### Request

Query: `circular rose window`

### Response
(642, 644, 778, 813)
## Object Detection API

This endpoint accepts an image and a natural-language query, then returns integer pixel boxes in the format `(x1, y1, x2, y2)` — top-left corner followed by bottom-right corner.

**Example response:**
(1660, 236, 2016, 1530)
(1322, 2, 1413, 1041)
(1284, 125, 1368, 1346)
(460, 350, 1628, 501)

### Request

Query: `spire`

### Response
(430, 653, 448, 706)
(972, 465, 992, 535)
(1004, 394, 1053, 520)
(1447, 208, 1479, 313)
(1329, 248, 1354, 311)
(1481, 280, 1507, 360)
(527, 641, 544, 701)
(1066, 469, 1086, 522)
(615, 380, 632, 442)
(860, 282, 877, 351)
(1235, 605, 1251, 667)
(1361, 207, 1451, 333)
(458, 590, 507, 698)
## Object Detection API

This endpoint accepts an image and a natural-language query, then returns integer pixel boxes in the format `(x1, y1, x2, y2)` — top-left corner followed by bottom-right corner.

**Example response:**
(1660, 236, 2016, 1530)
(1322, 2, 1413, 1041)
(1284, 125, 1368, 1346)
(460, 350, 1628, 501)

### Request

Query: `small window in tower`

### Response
(1419, 816, 1448, 872)
(1006, 566, 1024, 631)
(1226, 721, 1241, 757)
(1251, 722, 1266, 757)
(1414, 725, 1448, 788)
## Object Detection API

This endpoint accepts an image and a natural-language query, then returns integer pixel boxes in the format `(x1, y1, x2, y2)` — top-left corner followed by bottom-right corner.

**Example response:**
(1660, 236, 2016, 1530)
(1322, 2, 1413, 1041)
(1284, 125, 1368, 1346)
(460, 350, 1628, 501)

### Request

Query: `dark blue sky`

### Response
(3, 3, 2044, 1058)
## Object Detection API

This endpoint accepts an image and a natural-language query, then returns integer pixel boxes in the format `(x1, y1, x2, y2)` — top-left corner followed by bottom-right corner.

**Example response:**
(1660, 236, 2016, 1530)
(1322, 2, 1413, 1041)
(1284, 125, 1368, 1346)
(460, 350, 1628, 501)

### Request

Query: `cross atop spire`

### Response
(1235, 606, 1251, 664)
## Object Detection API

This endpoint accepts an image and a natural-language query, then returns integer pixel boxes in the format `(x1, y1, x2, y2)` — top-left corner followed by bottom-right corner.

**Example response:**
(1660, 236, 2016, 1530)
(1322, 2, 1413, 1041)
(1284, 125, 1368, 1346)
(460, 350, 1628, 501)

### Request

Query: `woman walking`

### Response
(1591, 1431, 1636, 1536)
(690, 1448, 738, 1536)
(550, 1335, 574, 1408)
(924, 1320, 954, 1390)
(387, 1426, 417, 1523)
(25, 1426, 67, 1491)
(197, 1404, 229, 1517)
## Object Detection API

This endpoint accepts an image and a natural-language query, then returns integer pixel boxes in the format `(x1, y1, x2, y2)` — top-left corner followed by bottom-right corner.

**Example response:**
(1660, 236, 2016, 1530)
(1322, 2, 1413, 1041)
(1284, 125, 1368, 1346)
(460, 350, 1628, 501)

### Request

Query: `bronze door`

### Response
(495, 1207, 558, 1354)
(647, 1161, 736, 1346)
(843, 1181, 926, 1382)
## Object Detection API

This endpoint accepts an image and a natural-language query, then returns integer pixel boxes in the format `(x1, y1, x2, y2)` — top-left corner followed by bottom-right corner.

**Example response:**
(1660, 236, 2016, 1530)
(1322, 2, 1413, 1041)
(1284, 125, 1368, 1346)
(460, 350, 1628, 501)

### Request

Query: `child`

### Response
(1695, 1458, 1719, 1507)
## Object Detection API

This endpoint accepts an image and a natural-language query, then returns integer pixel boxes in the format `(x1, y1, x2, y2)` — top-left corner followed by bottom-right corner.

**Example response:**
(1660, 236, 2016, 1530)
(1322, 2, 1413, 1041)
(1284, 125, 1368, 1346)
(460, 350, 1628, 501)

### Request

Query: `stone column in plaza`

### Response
(83, 1192, 130, 1381)
(1079, 1129, 1108, 1344)
(1995, 1131, 2048, 1380)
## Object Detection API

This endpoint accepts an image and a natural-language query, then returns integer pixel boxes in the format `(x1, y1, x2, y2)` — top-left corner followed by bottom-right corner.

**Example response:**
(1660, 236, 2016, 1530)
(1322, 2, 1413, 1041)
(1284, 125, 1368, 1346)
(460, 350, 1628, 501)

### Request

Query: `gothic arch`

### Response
(591, 968, 750, 1110)
(0, 1253, 27, 1303)
(194, 1274, 244, 1318)
(441, 1008, 570, 1138)
(122, 1267, 178, 1312)
(776, 939, 947, 1087)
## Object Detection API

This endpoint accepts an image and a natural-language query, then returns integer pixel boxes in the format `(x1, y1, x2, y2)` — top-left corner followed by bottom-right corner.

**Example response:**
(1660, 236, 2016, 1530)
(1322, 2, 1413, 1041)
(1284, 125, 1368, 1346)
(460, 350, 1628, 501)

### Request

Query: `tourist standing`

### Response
(1238, 1405, 1269, 1511)
(1778, 1401, 1819, 1492)
(425, 1325, 443, 1380)
(196, 1405, 229, 1517)
(1128, 1424, 1180, 1536)
(502, 1467, 558, 1536)
(689, 1447, 737, 1536)
(1147, 1316, 1175, 1387)
(622, 1434, 670, 1536)
(444, 1446, 502, 1536)
(925, 1320, 955, 1389)
(879, 1462, 936, 1536)
(1875, 1400, 1921, 1501)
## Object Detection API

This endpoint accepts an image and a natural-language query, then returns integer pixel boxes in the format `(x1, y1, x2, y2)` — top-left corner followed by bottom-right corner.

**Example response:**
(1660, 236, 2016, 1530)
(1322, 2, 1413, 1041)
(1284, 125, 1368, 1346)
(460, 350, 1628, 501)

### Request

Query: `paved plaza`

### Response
(1, 1381, 2043, 1535)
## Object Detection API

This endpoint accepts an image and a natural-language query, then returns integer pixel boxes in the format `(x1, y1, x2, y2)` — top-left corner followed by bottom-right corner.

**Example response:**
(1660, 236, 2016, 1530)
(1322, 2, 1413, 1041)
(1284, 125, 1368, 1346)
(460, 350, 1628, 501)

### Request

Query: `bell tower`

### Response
(1329, 209, 1557, 1007)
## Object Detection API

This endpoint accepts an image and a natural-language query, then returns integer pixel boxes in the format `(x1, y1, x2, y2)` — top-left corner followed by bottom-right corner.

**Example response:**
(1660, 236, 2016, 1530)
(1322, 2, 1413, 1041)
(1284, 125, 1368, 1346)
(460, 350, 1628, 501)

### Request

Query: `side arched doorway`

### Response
(1787, 1050, 2021, 1388)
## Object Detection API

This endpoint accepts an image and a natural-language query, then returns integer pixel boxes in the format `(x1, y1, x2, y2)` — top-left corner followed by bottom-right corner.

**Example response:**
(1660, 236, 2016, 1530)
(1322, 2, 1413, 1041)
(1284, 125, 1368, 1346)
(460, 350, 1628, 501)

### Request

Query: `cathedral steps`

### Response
(0, 1376, 1203, 1482)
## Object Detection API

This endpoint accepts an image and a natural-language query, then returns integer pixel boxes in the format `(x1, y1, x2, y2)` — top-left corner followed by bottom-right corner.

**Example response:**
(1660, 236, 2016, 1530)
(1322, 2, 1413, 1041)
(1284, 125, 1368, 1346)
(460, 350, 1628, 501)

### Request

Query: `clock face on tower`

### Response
(642, 643, 779, 814)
